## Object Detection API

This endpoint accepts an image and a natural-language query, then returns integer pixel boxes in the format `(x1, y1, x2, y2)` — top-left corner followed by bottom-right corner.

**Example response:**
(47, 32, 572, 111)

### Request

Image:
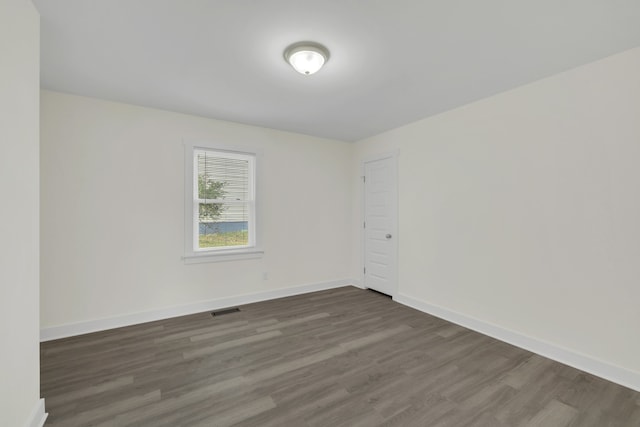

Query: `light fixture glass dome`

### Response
(284, 42, 330, 75)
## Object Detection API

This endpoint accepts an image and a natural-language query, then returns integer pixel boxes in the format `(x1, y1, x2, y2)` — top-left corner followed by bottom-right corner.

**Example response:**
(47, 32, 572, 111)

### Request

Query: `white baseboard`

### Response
(393, 293, 640, 393)
(41, 279, 358, 342)
(350, 278, 364, 289)
(25, 399, 47, 427)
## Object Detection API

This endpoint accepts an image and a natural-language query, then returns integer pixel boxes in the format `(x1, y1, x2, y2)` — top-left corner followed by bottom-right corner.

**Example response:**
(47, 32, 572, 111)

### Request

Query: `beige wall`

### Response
(0, 0, 42, 425)
(354, 47, 640, 378)
(40, 91, 354, 329)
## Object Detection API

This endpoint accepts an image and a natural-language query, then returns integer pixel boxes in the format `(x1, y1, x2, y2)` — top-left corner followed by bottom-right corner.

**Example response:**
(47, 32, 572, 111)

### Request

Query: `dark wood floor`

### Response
(41, 287, 640, 426)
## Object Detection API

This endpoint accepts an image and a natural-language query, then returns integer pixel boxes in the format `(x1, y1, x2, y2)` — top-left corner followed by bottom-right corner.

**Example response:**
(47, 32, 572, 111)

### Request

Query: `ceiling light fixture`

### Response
(284, 42, 330, 76)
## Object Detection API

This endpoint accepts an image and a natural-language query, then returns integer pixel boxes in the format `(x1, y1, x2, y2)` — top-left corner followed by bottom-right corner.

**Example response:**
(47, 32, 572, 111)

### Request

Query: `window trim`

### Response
(183, 141, 263, 264)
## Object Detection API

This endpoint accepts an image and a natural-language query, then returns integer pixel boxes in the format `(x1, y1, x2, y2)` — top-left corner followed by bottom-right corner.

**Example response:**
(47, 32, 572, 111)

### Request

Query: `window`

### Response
(184, 143, 261, 263)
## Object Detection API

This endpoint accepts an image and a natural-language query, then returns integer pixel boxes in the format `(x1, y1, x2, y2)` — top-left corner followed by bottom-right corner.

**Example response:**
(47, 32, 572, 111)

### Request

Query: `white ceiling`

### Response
(34, 0, 640, 142)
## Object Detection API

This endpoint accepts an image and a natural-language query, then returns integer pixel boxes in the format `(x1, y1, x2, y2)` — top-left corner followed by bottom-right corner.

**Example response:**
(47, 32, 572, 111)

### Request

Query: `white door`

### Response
(363, 155, 397, 296)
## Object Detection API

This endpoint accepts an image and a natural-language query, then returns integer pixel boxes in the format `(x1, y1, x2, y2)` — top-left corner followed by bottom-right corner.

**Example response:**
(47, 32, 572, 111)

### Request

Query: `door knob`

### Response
(385, 234, 392, 239)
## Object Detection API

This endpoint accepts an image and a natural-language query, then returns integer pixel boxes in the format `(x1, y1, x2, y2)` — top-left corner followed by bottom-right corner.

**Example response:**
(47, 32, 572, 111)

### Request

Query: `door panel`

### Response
(364, 156, 397, 296)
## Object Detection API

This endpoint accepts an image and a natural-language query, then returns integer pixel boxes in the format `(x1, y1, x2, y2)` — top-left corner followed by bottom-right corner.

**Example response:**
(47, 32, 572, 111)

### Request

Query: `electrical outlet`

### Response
(262, 272, 268, 280)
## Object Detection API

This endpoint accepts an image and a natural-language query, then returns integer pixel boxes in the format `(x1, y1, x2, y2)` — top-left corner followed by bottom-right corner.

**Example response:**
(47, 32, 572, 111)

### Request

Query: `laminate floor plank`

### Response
(522, 399, 579, 427)
(41, 287, 639, 426)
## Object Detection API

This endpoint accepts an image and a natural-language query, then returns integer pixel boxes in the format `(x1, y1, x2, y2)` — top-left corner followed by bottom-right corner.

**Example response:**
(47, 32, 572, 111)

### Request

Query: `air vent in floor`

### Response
(211, 307, 241, 317)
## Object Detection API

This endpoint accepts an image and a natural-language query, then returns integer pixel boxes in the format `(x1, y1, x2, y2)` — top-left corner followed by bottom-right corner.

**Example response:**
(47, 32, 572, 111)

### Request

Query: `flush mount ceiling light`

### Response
(284, 42, 330, 75)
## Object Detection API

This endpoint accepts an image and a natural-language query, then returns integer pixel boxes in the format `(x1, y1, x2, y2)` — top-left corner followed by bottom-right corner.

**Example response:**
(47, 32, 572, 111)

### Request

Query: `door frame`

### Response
(361, 151, 399, 297)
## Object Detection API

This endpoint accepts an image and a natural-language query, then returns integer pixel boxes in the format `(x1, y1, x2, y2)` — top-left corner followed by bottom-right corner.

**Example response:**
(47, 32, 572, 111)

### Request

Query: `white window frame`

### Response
(183, 141, 263, 264)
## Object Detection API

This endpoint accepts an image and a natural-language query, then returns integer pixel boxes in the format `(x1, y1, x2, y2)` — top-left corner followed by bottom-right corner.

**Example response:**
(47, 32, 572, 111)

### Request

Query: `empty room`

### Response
(2, 1, 640, 426)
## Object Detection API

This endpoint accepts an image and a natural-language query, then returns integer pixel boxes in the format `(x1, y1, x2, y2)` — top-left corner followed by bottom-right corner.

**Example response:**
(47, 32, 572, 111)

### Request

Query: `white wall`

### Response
(355, 48, 640, 385)
(40, 91, 354, 331)
(0, 0, 44, 426)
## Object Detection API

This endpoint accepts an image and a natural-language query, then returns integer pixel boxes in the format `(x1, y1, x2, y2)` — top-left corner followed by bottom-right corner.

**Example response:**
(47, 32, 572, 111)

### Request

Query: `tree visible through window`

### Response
(194, 149, 256, 251)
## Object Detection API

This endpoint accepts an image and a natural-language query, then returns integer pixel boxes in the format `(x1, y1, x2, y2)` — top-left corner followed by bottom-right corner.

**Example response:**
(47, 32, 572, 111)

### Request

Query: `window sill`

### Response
(183, 249, 264, 264)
